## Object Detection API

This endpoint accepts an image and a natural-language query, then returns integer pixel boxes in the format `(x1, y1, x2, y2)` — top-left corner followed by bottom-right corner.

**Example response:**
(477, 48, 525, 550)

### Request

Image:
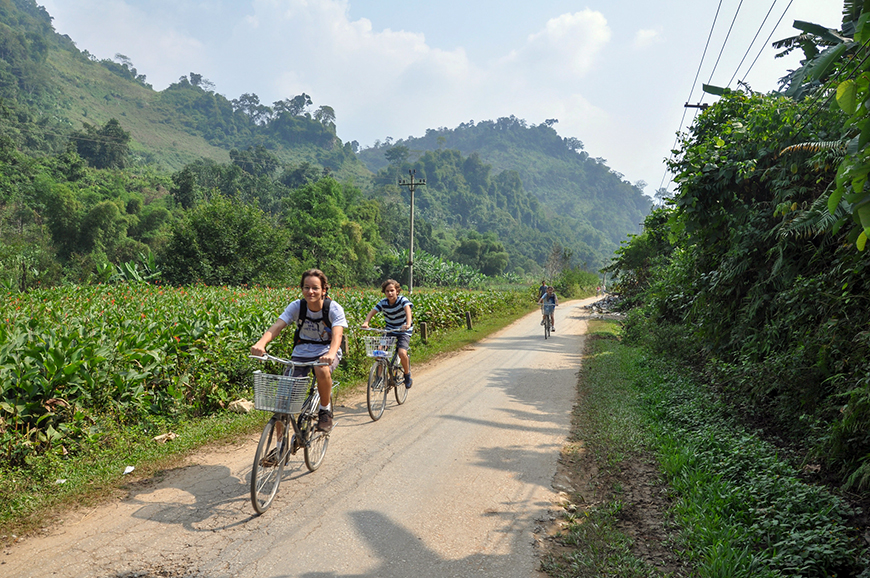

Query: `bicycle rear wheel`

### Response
(251, 416, 287, 514)
(366, 361, 388, 420)
(303, 414, 329, 471)
(393, 360, 408, 405)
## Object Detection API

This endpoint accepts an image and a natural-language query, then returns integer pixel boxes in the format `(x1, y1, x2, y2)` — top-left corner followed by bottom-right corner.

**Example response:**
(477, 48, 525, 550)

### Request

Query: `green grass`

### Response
(542, 319, 664, 578)
(543, 318, 869, 578)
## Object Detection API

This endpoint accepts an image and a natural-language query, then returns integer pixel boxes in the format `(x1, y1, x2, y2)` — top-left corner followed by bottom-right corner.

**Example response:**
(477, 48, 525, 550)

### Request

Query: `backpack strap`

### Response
(293, 298, 333, 346)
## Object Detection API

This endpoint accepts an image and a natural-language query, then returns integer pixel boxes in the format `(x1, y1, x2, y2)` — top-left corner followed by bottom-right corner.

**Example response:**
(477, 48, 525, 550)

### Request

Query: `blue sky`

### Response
(40, 0, 844, 195)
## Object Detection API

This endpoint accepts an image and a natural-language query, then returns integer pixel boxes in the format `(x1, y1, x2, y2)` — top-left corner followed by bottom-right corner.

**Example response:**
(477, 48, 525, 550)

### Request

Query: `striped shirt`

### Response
(375, 295, 413, 335)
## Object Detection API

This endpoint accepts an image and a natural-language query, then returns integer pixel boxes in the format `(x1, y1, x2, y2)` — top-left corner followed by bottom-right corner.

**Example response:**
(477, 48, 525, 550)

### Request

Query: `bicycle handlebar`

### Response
(359, 325, 414, 333)
(249, 353, 328, 367)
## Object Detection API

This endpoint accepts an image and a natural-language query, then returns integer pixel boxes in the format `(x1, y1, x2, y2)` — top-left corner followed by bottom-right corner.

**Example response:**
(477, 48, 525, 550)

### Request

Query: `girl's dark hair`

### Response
(381, 279, 401, 293)
(300, 269, 330, 294)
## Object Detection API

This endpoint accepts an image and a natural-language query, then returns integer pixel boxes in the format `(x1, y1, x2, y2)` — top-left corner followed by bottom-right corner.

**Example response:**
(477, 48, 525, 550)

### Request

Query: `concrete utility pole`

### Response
(398, 169, 426, 293)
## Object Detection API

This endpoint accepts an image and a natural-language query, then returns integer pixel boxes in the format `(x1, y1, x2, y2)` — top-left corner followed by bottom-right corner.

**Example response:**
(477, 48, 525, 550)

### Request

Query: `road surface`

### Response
(2, 298, 595, 578)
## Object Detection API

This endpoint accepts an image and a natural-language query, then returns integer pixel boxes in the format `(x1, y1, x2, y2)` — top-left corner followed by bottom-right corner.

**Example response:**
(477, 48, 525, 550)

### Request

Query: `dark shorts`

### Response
(286, 352, 341, 377)
(391, 333, 411, 351)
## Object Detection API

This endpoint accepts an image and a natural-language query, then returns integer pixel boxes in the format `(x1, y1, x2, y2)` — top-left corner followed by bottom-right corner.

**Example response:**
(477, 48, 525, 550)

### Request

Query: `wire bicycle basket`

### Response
(253, 370, 310, 414)
(363, 335, 397, 358)
(541, 304, 555, 315)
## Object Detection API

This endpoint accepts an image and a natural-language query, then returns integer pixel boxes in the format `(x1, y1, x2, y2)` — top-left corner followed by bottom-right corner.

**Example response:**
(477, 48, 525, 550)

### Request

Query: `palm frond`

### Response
(842, 0, 864, 27)
(778, 193, 849, 240)
(776, 140, 846, 159)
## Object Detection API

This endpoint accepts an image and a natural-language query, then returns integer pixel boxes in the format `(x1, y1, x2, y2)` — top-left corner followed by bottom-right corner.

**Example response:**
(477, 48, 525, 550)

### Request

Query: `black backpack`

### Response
(293, 297, 333, 346)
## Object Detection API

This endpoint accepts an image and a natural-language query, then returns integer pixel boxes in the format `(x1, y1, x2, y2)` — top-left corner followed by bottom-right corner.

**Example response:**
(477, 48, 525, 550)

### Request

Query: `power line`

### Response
(727, 0, 780, 88)
(789, 34, 870, 141)
(740, 0, 795, 85)
(659, 0, 726, 193)
(704, 0, 747, 95)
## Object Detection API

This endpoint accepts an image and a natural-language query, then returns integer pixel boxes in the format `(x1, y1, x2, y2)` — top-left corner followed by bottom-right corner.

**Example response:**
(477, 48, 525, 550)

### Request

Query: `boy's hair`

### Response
(300, 269, 330, 294)
(381, 278, 401, 293)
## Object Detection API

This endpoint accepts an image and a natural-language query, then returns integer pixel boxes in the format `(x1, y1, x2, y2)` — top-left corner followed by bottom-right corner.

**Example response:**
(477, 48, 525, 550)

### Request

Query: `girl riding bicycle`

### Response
(361, 279, 413, 388)
(251, 269, 347, 433)
(538, 286, 558, 332)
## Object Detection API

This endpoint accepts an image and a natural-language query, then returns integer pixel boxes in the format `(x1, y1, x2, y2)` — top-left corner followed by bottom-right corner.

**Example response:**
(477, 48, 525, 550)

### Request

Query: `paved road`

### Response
(2, 298, 595, 578)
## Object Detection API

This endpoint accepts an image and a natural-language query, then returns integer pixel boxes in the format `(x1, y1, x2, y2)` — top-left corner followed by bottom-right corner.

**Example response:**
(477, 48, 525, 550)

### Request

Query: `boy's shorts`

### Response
(392, 333, 411, 351)
(287, 351, 341, 377)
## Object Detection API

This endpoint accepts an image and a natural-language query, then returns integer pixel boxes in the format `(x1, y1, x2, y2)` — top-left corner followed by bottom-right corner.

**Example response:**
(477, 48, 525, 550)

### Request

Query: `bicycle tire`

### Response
(366, 361, 388, 421)
(544, 317, 550, 339)
(303, 415, 329, 471)
(251, 416, 287, 514)
(393, 359, 408, 405)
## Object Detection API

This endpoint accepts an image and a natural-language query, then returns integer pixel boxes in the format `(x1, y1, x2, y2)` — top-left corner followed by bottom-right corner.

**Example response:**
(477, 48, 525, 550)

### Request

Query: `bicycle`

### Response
(541, 303, 555, 339)
(360, 327, 412, 421)
(249, 353, 339, 514)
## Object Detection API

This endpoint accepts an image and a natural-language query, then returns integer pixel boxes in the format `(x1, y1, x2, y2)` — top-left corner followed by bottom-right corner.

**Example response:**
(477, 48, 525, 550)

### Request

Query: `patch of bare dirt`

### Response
(536, 437, 689, 577)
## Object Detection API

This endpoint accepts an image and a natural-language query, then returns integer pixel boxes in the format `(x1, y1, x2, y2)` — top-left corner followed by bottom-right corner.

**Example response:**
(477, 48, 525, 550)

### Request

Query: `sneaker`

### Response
(540, 320, 544, 325)
(551, 327, 555, 332)
(316, 408, 334, 433)
(405, 376, 413, 389)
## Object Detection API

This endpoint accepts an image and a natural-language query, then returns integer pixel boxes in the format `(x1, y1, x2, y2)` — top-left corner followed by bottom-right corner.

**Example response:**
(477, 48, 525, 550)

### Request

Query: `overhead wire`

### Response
(727, 0, 780, 88)
(658, 0, 726, 193)
(788, 33, 870, 142)
(702, 0, 747, 100)
(660, 0, 822, 194)
(739, 0, 794, 85)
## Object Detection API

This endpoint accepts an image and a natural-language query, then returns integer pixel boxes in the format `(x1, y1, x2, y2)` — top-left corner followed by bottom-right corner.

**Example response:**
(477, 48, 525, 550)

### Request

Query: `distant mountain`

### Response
(359, 118, 652, 267)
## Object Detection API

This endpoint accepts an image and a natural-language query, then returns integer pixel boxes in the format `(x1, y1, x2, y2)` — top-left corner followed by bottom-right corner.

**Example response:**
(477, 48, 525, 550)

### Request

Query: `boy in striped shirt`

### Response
(362, 279, 414, 388)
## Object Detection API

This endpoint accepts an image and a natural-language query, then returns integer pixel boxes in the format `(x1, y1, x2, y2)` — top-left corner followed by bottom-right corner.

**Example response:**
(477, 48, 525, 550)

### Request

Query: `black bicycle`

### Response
(249, 353, 339, 514)
(541, 303, 555, 339)
(361, 327, 411, 421)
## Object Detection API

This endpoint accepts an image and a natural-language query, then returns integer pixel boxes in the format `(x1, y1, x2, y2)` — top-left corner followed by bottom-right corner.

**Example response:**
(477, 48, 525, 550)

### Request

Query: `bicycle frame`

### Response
(361, 326, 412, 420)
(251, 352, 334, 446)
(249, 353, 337, 514)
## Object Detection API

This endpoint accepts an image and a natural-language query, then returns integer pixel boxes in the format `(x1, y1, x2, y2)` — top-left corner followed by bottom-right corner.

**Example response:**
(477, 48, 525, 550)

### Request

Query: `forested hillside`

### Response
(608, 2, 870, 500)
(359, 118, 651, 249)
(0, 0, 648, 290)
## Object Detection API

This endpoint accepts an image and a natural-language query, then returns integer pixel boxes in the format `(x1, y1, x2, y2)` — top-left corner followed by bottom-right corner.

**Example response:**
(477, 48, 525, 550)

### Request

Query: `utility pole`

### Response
(398, 169, 426, 293)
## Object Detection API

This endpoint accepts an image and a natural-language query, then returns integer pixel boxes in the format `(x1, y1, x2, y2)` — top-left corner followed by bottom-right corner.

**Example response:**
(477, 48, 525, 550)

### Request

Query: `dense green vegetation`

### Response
(0, 283, 530, 530)
(606, 2, 870, 500)
(0, 0, 644, 287)
(360, 118, 651, 271)
(543, 321, 868, 578)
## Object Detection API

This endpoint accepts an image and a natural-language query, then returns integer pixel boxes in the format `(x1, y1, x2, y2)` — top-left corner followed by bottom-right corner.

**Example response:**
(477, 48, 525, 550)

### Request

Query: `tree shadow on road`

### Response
(291, 510, 542, 578)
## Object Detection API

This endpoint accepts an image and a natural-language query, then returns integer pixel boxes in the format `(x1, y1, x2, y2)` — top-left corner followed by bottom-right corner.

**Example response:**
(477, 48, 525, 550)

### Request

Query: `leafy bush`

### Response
(0, 284, 526, 470)
(639, 359, 867, 577)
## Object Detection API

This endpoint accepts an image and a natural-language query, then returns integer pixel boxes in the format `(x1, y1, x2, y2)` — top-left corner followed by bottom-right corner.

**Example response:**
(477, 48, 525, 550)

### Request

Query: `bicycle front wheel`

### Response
(251, 416, 287, 514)
(393, 360, 408, 405)
(544, 318, 550, 339)
(303, 417, 329, 471)
(366, 361, 388, 420)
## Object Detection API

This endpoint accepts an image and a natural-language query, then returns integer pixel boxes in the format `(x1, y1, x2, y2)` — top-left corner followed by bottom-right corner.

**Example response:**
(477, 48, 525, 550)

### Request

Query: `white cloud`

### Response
(633, 28, 661, 49)
(500, 10, 611, 81)
(42, 1, 616, 157)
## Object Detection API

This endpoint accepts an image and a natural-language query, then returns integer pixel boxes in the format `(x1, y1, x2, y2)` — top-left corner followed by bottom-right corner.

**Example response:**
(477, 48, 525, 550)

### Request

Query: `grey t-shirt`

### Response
(279, 299, 348, 359)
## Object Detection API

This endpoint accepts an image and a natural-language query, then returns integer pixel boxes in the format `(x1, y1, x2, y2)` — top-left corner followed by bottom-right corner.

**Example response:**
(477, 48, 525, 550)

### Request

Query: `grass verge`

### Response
(542, 318, 869, 578)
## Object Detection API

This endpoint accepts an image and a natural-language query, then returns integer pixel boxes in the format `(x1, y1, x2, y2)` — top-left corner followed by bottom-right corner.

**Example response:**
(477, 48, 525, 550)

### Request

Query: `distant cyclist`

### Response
(538, 286, 558, 332)
(538, 279, 548, 300)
